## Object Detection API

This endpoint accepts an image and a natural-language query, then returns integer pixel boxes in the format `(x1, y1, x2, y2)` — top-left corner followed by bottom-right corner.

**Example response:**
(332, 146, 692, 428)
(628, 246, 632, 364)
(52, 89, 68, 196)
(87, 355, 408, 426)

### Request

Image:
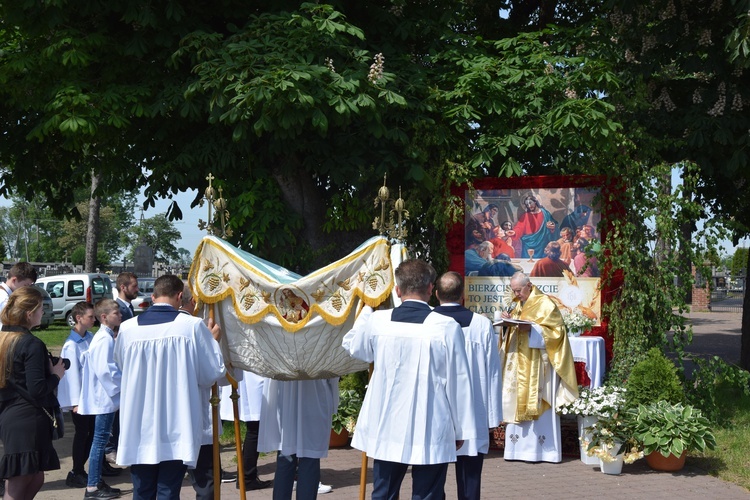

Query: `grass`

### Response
(692, 386, 750, 491)
(33, 321, 73, 354)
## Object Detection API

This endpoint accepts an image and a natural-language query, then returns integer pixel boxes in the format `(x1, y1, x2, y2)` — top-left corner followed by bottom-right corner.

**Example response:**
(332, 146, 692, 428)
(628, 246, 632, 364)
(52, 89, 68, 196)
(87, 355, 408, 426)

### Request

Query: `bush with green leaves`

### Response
(331, 388, 363, 434)
(624, 347, 684, 408)
(629, 401, 716, 458)
(684, 355, 750, 424)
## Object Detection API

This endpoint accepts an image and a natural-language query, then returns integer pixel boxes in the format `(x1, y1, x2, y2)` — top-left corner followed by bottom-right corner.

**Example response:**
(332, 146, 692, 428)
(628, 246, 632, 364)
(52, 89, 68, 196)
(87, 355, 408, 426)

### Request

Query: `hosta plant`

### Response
(629, 400, 716, 458)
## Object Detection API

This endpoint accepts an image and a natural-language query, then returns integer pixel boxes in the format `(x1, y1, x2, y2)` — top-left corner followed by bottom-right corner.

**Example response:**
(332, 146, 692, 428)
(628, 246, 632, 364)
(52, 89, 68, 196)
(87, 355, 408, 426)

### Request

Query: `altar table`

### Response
(568, 336, 605, 388)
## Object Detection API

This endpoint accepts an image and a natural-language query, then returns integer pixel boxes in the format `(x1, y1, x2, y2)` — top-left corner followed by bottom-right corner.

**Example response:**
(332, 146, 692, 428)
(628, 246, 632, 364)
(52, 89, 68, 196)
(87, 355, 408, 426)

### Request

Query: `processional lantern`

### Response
(197, 173, 242, 499)
(372, 174, 409, 243)
(198, 173, 233, 239)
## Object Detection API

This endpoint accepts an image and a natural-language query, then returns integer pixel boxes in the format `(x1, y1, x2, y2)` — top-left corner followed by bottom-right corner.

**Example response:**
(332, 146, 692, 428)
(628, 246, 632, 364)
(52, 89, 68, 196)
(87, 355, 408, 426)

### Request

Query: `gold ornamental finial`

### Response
(198, 173, 233, 238)
(372, 174, 408, 243)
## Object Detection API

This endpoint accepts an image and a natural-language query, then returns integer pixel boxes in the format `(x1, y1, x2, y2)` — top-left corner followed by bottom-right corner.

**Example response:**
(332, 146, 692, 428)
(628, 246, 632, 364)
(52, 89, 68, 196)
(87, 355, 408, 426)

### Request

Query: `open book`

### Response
(492, 317, 535, 327)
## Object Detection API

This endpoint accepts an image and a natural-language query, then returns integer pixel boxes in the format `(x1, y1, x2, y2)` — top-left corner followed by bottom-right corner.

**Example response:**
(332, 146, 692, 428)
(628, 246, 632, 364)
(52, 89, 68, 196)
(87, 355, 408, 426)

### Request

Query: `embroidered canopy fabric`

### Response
(188, 235, 398, 380)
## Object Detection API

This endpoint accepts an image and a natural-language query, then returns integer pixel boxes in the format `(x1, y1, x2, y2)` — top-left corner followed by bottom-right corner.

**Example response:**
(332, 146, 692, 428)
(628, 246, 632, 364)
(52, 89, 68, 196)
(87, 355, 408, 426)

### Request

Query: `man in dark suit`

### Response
(115, 272, 139, 321)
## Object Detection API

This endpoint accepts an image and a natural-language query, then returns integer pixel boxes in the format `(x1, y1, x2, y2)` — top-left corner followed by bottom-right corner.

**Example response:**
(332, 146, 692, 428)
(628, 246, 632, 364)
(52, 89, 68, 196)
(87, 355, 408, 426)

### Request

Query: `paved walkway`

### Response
(24, 312, 750, 499)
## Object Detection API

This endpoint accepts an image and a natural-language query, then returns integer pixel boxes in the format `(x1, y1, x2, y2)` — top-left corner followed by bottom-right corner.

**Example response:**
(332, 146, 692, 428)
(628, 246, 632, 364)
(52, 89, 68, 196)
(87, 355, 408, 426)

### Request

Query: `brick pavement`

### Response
(25, 312, 750, 498)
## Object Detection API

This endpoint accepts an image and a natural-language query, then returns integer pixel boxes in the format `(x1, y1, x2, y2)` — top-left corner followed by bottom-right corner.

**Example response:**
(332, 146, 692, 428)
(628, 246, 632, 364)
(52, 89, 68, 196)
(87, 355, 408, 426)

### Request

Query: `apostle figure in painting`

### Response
(530, 241, 573, 278)
(434, 272, 502, 500)
(572, 238, 600, 278)
(114, 275, 226, 498)
(498, 272, 578, 463)
(512, 194, 559, 259)
(342, 259, 477, 499)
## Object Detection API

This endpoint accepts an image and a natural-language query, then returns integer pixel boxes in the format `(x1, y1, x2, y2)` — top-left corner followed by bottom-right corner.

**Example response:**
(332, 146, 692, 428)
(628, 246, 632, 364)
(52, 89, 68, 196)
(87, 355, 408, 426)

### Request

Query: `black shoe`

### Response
(83, 481, 121, 499)
(101, 461, 123, 477)
(66, 470, 88, 487)
(239, 477, 273, 490)
(220, 469, 238, 483)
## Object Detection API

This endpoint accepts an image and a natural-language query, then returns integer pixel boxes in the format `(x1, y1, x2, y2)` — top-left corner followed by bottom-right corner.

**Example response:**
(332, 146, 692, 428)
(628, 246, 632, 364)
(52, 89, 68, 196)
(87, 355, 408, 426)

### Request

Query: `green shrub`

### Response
(630, 401, 716, 457)
(624, 347, 684, 408)
(339, 370, 368, 394)
(684, 355, 750, 424)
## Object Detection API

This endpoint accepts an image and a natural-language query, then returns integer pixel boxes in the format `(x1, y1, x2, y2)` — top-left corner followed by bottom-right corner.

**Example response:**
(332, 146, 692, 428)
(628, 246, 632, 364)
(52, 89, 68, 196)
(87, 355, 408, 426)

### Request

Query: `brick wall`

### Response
(692, 264, 711, 312)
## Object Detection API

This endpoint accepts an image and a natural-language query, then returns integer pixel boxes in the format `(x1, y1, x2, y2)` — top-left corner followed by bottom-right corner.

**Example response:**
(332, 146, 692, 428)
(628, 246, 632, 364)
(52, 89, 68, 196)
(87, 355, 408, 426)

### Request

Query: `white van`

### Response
(35, 273, 114, 326)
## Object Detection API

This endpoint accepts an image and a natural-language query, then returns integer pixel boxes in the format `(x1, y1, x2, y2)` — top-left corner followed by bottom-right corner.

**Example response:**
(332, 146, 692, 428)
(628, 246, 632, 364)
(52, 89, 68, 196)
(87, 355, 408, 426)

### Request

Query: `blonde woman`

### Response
(0, 286, 66, 499)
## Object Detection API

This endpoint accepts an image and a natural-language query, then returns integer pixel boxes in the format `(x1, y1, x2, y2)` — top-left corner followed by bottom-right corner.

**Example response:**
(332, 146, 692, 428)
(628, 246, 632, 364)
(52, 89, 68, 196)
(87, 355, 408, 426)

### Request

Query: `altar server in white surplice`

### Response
(259, 377, 339, 499)
(434, 271, 502, 500)
(114, 275, 226, 499)
(342, 259, 477, 500)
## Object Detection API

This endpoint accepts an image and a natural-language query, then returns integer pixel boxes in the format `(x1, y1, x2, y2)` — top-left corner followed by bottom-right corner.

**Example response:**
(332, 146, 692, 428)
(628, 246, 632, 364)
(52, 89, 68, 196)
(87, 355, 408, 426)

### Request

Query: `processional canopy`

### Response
(188, 174, 408, 380)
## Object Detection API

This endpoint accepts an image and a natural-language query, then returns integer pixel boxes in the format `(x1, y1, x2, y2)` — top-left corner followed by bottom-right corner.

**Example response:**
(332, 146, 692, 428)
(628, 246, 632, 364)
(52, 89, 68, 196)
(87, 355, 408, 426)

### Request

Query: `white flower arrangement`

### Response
(561, 308, 595, 335)
(558, 386, 627, 418)
(581, 414, 643, 464)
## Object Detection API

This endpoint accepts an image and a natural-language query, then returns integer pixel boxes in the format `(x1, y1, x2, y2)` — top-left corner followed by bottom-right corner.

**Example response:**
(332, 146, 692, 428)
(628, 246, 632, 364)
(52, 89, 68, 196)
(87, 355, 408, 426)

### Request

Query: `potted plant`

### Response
(629, 400, 716, 471)
(558, 385, 627, 465)
(330, 388, 363, 448)
(582, 412, 643, 475)
(561, 308, 596, 336)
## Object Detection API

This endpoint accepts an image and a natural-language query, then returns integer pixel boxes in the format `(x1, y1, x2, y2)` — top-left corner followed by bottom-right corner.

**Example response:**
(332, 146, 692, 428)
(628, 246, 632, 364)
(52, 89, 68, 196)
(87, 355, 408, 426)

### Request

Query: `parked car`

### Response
(35, 273, 113, 327)
(35, 287, 55, 330)
(137, 276, 156, 295)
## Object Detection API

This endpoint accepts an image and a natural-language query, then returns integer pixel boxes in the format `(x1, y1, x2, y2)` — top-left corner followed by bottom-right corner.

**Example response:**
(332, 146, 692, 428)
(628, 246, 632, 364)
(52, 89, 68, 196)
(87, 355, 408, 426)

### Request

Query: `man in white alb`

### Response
(498, 271, 578, 463)
(114, 275, 225, 498)
(258, 377, 338, 499)
(434, 271, 502, 500)
(343, 259, 477, 499)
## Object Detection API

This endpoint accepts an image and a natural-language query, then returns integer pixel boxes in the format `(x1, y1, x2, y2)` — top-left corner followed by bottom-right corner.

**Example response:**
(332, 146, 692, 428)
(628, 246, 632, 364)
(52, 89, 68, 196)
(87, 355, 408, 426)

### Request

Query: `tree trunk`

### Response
(272, 170, 327, 261)
(740, 249, 750, 370)
(85, 171, 101, 272)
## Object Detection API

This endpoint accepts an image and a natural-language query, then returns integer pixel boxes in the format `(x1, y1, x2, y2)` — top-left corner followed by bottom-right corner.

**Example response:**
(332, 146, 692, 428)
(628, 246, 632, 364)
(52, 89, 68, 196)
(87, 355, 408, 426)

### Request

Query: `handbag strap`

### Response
(6, 379, 58, 428)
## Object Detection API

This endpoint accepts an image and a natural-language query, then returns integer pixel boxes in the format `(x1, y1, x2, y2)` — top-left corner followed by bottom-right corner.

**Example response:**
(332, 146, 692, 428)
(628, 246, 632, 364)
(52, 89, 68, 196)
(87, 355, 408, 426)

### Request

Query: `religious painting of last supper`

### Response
(463, 185, 602, 330)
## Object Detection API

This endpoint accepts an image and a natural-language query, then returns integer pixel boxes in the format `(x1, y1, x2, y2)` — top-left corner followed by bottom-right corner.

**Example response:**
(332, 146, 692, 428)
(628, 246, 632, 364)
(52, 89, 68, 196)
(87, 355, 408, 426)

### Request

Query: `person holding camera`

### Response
(0, 285, 66, 499)
(78, 299, 122, 499)
(57, 302, 97, 488)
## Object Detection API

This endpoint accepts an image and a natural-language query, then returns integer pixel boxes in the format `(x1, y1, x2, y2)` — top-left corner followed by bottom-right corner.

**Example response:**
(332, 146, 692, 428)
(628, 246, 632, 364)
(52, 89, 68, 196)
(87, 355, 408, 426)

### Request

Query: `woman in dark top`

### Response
(0, 286, 66, 499)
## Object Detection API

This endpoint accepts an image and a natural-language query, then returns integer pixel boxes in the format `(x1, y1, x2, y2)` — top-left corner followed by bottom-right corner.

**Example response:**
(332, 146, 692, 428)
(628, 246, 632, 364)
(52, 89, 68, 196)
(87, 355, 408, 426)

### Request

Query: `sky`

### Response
(135, 188, 206, 254)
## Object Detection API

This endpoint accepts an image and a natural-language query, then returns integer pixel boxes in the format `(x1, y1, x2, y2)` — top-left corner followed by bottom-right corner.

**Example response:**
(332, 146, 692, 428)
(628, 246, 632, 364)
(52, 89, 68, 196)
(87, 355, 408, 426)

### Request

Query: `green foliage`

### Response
(684, 356, 750, 425)
(731, 248, 749, 278)
(69, 245, 110, 269)
(630, 401, 716, 457)
(601, 162, 722, 381)
(128, 214, 181, 263)
(624, 348, 685, 408)
(339, 371, 368, 395)
(331, 388, 363, 434)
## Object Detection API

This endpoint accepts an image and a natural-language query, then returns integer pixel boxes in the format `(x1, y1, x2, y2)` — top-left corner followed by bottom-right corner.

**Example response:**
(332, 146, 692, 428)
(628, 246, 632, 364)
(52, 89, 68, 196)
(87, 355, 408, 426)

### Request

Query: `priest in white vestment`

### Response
(342, 259, 477, 499)
(498, 272, 578, 463)
(258, 377, 339, 499)
(114, 275, 226, 497)
(434, 271, 502, 500)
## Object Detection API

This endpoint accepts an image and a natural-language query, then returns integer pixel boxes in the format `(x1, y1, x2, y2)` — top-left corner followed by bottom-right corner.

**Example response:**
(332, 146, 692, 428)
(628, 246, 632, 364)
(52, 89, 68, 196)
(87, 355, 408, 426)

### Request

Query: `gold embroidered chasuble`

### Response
(501, 285, 578, 422)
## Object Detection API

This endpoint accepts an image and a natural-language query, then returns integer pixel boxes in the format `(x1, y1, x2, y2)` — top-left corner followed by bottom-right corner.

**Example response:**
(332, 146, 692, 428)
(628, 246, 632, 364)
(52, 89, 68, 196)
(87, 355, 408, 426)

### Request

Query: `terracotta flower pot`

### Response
(329, 428, 350, 448)
(645, 450, 687, 471)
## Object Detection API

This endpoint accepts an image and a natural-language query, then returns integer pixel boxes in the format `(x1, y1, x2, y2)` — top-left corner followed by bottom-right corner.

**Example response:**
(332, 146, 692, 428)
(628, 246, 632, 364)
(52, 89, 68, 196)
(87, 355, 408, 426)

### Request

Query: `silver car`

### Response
(36, 287, 55, 330)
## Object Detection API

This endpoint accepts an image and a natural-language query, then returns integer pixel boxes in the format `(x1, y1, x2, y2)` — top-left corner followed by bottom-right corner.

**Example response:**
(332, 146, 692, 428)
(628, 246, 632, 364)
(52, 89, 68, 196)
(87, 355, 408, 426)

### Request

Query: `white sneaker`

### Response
(291, 481, 332, 494)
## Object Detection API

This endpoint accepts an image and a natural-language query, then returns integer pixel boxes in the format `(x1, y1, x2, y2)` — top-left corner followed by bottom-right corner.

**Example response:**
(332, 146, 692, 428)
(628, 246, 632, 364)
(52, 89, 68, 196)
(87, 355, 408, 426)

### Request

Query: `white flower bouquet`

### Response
(558, 385, 627, 418)
(581, 413, 643, 464)
(561, 308, 595, 335)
